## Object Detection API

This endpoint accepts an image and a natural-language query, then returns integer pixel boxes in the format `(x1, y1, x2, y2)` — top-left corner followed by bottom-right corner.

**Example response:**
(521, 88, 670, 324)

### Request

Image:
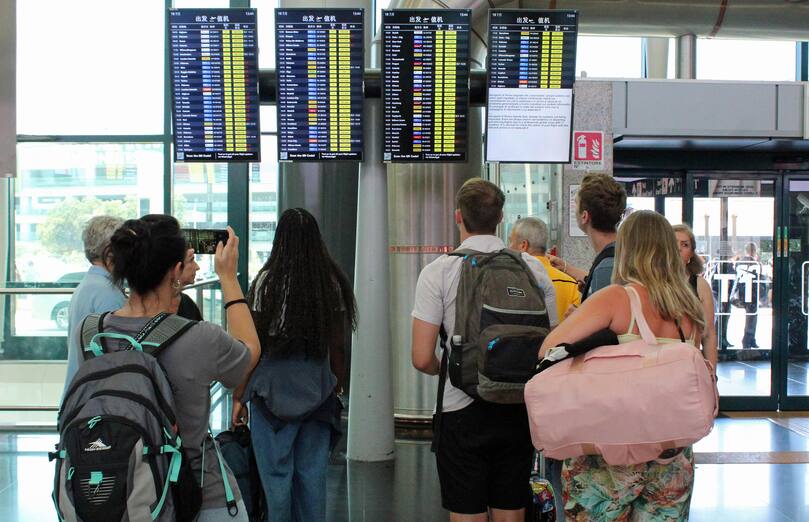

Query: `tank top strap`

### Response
(623, 286, 658, 345)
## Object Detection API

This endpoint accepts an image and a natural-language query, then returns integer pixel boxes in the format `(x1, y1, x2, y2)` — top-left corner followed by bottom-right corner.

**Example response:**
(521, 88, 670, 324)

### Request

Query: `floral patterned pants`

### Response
(561, 448, 694, 521)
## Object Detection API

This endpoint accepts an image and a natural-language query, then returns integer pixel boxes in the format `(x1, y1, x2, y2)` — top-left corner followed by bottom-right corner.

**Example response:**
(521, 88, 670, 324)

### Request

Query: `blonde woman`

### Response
(540, 210, 705, 521)
(673, 224, 718, 370)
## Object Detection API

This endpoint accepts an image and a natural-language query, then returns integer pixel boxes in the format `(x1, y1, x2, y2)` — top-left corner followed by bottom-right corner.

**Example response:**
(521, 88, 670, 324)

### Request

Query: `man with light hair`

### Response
(62, 215, 126, 397)
(509, 217, 580, 321)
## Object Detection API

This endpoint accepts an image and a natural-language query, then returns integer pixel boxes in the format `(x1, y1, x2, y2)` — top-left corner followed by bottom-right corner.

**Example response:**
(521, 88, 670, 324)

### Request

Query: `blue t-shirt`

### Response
(583, 242, 616, 301)
(587, 255, 615, 298)
(61, 265, 126, 397)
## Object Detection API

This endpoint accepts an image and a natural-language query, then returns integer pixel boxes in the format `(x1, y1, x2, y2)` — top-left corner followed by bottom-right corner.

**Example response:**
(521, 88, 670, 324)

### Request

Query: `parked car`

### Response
(27, 271, 86, 331)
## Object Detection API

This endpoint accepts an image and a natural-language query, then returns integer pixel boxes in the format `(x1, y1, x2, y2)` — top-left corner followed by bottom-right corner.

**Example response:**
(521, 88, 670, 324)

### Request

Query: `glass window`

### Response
(173, 162, 229, 279)
(577, 36, 643, 78)
(697, 39, 797, 81)
(249, 135, 279, 281)
(16, 0, 164, 135)
(260, 105, 277, 133)
(14, 143, 164, 284)
(500, 164, 558, 245)
(10, 143, 162, 342)
(253, 0, 278, 69)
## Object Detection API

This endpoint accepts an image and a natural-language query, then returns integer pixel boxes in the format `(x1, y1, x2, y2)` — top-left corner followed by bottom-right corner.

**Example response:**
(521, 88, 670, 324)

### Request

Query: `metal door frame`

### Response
(613, 170, 688, 221)
(685, 171, 782, 411)
(778, 173, 809, 411)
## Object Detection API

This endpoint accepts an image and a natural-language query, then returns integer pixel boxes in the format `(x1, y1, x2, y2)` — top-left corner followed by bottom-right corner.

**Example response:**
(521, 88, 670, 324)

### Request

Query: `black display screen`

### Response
(486, 10, 578, 163)
(275, 9, 365, 161)
(382, 9, 471, 162)
(169, 9, 261, 162)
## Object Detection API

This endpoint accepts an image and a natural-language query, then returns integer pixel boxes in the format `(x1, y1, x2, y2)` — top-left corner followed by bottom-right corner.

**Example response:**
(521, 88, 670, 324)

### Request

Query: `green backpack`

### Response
(439, 249, 550, 405)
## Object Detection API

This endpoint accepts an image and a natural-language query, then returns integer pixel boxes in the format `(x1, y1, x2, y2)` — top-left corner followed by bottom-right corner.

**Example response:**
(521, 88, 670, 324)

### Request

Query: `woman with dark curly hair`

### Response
(241, 208, 357, 522)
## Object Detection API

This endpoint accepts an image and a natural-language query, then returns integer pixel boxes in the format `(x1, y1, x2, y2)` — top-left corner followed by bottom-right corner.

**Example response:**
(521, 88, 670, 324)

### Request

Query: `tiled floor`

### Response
(3, 417, 809, 521)
(716, 360, 809, 397)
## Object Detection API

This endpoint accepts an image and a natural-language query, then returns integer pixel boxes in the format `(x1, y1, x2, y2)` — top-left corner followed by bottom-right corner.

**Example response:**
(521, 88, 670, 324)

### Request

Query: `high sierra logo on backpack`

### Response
(442, 249, 550, 404)
(50, 312, 219, 522)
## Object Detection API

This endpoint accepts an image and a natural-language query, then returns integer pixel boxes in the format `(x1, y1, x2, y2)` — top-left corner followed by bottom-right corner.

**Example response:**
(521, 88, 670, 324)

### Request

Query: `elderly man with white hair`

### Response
(61, 215, 126, 398)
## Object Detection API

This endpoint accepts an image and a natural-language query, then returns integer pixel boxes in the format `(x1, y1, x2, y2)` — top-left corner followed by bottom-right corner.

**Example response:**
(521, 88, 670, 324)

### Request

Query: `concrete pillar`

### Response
(643, 37, 669, 79)
(347, 96, 395, 461)
(676, 33, 697, 79)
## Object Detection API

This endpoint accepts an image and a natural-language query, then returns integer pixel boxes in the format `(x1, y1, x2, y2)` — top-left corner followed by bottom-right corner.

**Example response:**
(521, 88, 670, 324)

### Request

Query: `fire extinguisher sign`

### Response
(571, 131, 605, 171)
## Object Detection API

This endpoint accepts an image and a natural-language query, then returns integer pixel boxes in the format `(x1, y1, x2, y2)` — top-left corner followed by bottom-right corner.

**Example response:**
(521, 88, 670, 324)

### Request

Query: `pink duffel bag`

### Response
(524, 286, 718, 466)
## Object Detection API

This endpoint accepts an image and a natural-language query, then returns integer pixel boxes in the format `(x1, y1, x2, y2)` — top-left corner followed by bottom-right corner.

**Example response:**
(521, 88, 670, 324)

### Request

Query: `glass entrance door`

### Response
(779, 176, 809, 409)
(615, 174, 685, 225)
(690, 174, 779, 410)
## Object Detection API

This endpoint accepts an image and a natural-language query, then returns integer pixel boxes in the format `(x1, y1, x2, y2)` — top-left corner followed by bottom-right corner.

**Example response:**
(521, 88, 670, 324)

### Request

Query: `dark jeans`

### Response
(717, 301, 732, 348)
(742, 306, 758, 347)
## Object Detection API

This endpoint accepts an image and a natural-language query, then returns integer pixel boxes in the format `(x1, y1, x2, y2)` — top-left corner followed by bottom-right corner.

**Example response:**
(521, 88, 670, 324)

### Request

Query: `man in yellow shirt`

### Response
(508, 216, 580, 516)
(509, 217, 581, 321)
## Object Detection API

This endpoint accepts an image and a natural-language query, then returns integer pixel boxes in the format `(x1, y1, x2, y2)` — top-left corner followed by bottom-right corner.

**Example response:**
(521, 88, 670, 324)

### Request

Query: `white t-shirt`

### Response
(411, 235, 559, 413)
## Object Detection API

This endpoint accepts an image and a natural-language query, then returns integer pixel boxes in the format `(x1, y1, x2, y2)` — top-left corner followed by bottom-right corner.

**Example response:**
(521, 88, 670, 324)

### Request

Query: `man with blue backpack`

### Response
(411, 178, 558, 521)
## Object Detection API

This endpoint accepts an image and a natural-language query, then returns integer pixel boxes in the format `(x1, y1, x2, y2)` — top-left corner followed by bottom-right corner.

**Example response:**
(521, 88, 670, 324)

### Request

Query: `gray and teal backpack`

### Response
(439, 249, 550, 405)
(51, 312, 208, 522)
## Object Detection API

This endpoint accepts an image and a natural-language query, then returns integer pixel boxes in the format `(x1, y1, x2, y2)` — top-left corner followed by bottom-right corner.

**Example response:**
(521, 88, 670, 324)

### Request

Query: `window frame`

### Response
(14, 0, 281, 291)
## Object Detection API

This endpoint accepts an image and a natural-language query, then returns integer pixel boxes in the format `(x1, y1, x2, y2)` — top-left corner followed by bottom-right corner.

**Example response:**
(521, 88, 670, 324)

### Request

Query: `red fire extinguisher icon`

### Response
(577, 135, 587, 160)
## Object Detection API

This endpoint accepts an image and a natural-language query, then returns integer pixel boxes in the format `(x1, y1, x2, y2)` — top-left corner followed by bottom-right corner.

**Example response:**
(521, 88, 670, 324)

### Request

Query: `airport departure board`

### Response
(169, 9, 260, 162)
(486, 10, 578, 163)
(276, 9, 365, 161)
(382, 10, 471, 162)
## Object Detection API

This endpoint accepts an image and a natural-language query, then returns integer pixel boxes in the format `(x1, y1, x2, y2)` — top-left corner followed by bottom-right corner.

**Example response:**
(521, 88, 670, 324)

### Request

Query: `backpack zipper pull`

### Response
(87, 416, 102, 430)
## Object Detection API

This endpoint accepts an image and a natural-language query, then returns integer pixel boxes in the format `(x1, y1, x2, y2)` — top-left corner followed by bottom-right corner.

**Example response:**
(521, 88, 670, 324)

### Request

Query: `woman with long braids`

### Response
(238, 208, 357, 522)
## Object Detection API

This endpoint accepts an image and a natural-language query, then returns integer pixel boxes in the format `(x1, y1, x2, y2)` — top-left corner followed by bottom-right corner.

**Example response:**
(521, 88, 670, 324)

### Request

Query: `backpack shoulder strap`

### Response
(448, 248, 481, 258)
(80, 312, 110, 361)
(582, 244, 616, 301)
(140, 314, 198, 357)
(432, 325, 449, 454)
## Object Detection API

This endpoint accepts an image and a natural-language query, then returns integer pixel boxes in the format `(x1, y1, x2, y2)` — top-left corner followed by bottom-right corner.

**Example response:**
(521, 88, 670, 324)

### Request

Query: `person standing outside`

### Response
(411, 178, 558, 522)
(61, 215, 125, 397)
(739, 242, 761, 348)
(549, 174, 627, 309)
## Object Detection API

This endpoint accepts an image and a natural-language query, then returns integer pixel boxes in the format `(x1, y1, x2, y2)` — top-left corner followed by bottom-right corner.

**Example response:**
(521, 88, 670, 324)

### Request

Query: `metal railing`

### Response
(0, 277, 224, 417)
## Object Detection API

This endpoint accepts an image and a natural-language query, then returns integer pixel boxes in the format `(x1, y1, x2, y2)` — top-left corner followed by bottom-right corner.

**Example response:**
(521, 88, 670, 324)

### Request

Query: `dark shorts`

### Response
(434, 400, 533, 514)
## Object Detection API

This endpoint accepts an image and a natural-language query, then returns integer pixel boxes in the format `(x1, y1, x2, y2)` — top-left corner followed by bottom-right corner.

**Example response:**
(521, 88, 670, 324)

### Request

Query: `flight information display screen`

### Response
(382, 9, 471, 162)
(169, 9, 260, 162)
(276, 9, 365, 161)
(486, 10, 578, 163)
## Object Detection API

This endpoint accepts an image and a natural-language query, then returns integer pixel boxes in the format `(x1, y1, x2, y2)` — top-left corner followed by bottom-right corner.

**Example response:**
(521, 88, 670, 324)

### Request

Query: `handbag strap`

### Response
(624, 286, 658, 345)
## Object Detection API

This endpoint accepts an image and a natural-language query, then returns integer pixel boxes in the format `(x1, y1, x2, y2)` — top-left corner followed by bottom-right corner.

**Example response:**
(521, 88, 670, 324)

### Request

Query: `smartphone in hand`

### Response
(182, 228, 228, 255)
